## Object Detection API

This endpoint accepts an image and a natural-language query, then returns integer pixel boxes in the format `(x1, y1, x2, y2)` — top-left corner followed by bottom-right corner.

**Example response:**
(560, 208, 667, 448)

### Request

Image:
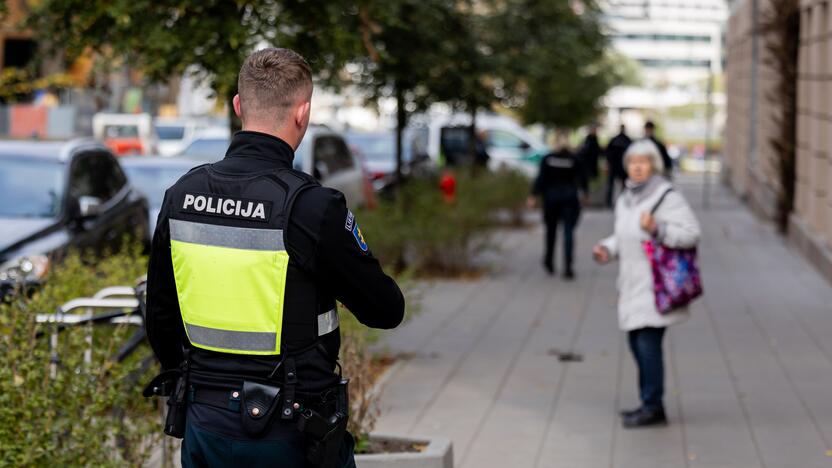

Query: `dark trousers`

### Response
(543, 199, 580, 271)
(627, 327, 666, 410)
(606, 172, 626, 207)
(182, 403, 357, 468)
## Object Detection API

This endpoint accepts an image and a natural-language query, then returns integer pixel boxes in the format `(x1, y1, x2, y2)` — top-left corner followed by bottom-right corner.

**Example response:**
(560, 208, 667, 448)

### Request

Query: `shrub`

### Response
(357, 169, 531, 275)
(0, 248, 159, 467)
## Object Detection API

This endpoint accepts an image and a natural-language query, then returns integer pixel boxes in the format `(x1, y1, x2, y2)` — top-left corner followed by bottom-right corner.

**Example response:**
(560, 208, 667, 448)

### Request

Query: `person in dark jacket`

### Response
(144, 48, 404, 468)
(644, 120, 673, 178)
(605, 124, 631, 208)
(528, 132, 588, 279)
(578, 124, 601, 180)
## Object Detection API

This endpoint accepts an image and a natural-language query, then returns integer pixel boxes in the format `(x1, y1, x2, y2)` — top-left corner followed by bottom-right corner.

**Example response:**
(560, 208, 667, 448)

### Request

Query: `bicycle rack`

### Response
(38, 285, 144, 378)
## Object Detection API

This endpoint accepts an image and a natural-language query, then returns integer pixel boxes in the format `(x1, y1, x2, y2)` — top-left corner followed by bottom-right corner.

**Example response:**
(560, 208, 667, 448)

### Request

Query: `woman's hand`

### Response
(640, 212, 658, 235)
(593, 244, 610, 264)
(526, 196, 537, 209)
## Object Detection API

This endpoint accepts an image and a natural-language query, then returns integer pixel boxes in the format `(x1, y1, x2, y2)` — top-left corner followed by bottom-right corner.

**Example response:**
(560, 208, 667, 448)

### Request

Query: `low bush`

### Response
(357, 168, 531, 275)
(0, 248, 159, 466)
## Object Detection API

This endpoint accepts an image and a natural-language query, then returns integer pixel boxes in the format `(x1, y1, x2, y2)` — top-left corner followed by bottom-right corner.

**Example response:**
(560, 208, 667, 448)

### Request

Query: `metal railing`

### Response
(37, 282, 148, 378)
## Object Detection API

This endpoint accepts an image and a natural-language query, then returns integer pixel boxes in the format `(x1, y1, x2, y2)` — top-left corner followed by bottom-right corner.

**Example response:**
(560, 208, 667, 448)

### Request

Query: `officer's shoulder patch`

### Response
(352, 224, 369, 252)
(345, 210, 356, 232)
(179, 191, 272, 222)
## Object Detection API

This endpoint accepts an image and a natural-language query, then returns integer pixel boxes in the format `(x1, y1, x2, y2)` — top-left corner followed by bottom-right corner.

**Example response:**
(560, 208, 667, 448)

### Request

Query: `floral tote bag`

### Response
(642, 189, 703, 314)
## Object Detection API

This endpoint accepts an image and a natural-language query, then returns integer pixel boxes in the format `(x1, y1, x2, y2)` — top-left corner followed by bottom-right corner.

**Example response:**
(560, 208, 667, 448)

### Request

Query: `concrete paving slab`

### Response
(374, 176, 832, 468)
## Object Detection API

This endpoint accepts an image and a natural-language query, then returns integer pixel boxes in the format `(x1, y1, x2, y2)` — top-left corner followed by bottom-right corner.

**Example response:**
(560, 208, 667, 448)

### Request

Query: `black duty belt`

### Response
(188, 385, 337, 416)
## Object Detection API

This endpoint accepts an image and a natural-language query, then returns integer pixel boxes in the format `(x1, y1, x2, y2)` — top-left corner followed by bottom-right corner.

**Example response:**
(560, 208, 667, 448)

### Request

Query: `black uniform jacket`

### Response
(532, 149, 588, 203)
(145, 131, 405, 391)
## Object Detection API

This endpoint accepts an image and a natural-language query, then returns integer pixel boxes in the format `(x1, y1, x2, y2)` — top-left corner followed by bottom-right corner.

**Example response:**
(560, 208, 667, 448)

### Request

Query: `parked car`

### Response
(426, 113, 548, 177)
(177, 127, 232, 161)
(92, 113, 157, 156)
(345, 128, 431, 191)
(0, 140, 149, 295)
(178, 125, 371, 209)
(154, 117, 228, 157)
(120, 156, 205, 237)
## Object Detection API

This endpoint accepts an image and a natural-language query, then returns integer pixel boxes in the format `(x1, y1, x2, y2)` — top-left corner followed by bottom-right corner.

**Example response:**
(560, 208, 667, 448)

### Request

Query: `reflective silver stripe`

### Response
(170, 219, 284, 251)
(317, 309, 339, 336)
(186, 323, 277, 352)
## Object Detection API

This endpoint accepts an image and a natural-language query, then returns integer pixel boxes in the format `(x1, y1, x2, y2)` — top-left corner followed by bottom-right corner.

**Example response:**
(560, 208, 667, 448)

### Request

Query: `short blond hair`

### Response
(237, 48, 312, 124)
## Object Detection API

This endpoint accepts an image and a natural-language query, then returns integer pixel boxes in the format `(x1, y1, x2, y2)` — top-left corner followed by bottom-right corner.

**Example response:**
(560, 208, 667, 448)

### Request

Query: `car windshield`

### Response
(104, 125, 140, 138)
(155, 125, 186, 140)
(180, 138, 228, 162)
(346, 133, 411, 162)
(0, 158, 64, 218)
(123, 164, 194, 208)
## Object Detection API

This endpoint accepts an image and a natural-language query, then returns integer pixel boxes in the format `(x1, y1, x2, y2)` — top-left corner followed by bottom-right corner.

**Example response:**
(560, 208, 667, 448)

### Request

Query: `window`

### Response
(0, 158, 64, 218)
(155, 125, 186, 140)
(69, 152, 127, 202)
(313, 136, 354, 177)
(181, 138, 229, 162)
(487, 130, 527, 149)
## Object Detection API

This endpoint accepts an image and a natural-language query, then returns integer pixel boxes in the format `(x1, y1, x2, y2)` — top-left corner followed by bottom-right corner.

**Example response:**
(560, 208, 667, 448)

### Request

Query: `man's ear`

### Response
(232, 94, 243, 120)
(294, 101, 311, 128)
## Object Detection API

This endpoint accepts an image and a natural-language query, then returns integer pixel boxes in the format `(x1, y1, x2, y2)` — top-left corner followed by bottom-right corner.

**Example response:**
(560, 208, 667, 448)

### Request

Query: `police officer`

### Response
(644, 120, 673, 179)
(528, 131, 588, 279)
(144, 48, 405, 468)
(605, 124, 631, 208)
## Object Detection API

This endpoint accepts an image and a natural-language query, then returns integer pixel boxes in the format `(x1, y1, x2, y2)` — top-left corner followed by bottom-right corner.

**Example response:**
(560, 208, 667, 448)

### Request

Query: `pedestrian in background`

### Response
(605, 124, 631, 208)
(528, 131, 588, 279)
(578, 123, 601, 181)
(592, 139, 700, 428)
(644, 120, 673, 179)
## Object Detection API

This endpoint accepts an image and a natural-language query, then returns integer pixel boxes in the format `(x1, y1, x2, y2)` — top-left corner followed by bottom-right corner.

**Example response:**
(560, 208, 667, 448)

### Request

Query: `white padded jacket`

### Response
(600, 179, 701, 331)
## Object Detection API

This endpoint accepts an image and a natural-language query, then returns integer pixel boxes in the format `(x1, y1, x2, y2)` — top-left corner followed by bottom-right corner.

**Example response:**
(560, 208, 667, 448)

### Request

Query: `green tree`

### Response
(352, 0, 480, 181)
(24, 1, 361, 131)
(487, 0, 622, 129)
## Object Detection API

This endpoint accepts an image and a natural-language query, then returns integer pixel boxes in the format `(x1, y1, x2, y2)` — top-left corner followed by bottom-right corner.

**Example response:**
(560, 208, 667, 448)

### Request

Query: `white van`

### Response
(426, 113, 548, 177)
(92, 113, 156, 156)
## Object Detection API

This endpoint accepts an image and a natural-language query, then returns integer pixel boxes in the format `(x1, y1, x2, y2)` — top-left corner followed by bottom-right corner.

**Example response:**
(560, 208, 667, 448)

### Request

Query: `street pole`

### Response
(703, 69, 714, 209)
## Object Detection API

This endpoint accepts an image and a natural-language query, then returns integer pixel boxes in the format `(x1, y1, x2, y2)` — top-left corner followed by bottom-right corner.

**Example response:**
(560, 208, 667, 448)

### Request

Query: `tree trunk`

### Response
(394, 83, 406, 185)
(467, 103, 478, 166)
(228, 92, 242, 134)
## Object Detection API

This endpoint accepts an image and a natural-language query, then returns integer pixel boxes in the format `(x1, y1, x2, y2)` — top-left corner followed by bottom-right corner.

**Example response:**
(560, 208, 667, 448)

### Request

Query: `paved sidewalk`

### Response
(373, 175, 832, 468)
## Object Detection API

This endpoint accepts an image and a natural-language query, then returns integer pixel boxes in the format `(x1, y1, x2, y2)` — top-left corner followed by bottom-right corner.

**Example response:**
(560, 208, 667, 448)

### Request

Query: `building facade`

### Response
(724, 0, 832, 282)
(601, 0, 729, 142)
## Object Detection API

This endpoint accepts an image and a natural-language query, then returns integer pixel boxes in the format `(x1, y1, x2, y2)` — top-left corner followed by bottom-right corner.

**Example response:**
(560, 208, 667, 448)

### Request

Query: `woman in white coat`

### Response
(593, 139, 701, 428)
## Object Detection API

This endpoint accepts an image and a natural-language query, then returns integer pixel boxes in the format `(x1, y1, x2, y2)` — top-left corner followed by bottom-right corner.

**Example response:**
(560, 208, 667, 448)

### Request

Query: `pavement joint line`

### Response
(608, 327, 624, 468)
(668, 330, 691, 468)
(405, 236, 541, 435)
(701, 251, 769, 468)
(722, 214, 832, 450)
(456, 259, 564, 467)
(531, 259, 599, 468)
(746, 240, 832, 367)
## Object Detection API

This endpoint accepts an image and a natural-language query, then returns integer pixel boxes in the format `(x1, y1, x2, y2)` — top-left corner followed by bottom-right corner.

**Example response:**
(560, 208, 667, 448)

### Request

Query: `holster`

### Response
(143, 354, 189, 439)
(240, 380, 282, 437)
(297, 378, 350, 468)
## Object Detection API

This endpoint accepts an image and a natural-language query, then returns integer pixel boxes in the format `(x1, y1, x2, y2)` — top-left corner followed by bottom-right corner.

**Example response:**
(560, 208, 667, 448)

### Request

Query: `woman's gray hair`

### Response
(624, 139, 664, 172)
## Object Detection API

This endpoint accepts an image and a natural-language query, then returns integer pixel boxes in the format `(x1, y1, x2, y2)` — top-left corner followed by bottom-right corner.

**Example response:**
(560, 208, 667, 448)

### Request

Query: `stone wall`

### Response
(725, 0, 832, 283)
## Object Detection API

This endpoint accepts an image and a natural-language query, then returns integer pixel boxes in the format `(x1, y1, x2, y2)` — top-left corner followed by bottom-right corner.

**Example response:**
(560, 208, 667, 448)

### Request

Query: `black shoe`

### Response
(622, 407, 667, 428)
(563, 268, 575, 280)
(619, 407, 641, 418)
(543, 261, 555, 275)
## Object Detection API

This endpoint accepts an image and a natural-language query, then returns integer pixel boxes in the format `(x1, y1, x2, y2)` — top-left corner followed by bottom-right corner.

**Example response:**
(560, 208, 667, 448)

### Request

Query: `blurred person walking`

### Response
(578, 124, 601, 181)
(528, 131, 588, 279)
(592, 139, 700, 428)
(605, 124, 631, 208)
(644, 120, 673, 178)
